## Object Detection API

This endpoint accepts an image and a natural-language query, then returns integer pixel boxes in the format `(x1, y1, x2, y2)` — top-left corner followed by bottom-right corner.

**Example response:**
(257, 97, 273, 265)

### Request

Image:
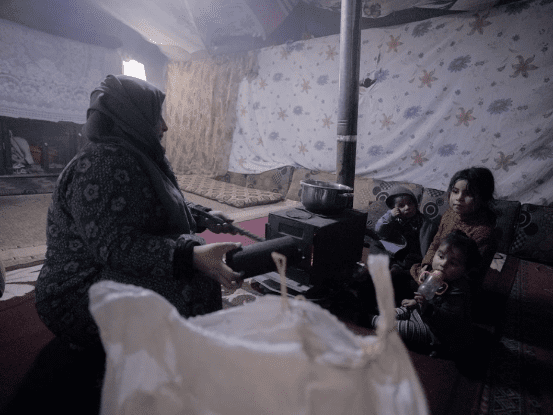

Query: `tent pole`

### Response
(336, 0, 362, 192)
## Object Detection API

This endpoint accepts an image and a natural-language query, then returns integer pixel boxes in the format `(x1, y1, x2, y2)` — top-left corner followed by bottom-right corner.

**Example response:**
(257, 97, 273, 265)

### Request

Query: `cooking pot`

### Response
(300, 179, 354, 213)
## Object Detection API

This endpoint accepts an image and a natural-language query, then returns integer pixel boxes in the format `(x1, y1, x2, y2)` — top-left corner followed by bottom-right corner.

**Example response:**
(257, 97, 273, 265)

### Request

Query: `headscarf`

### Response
(84, 74, 196, 234)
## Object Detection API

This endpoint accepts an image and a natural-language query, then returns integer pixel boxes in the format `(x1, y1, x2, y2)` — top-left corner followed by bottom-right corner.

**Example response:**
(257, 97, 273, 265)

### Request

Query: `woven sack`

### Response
(89, 255, 428, 415)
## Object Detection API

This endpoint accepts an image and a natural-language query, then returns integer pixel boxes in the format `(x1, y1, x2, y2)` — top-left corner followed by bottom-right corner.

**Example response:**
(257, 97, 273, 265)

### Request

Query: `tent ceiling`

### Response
(0, 0, 517, 61)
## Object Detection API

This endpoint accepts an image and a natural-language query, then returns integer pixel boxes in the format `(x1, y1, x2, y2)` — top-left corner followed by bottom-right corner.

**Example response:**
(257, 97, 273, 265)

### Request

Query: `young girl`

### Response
(410, 167, 497, 292)
(370, 230, 482, 357)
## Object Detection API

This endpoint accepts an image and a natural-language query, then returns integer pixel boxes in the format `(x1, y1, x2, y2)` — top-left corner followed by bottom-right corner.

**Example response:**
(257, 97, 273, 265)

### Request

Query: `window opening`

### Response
(123, 59, 146, 81)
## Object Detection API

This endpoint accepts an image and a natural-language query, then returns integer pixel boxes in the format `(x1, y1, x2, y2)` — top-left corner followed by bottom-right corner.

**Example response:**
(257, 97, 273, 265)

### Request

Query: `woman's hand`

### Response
(193, 242, 245, 288)
(207, 211, 239, 235)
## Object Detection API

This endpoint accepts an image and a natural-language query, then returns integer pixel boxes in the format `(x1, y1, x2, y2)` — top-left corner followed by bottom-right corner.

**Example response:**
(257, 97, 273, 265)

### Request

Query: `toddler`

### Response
(375, 185, 437, 304)
(370, 230, 482, 358)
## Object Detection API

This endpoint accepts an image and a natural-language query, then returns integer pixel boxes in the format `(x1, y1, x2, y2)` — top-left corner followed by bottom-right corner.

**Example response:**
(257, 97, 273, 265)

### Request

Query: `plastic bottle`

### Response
(417, 270, 447, 300)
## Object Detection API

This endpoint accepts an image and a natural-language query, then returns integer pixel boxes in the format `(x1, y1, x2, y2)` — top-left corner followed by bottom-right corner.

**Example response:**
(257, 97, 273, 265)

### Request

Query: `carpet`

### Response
(0, 175, 58, 196)
(0, 262, 52, 411)
(0, 194, 50, 268)
(476, 258, 553, 415)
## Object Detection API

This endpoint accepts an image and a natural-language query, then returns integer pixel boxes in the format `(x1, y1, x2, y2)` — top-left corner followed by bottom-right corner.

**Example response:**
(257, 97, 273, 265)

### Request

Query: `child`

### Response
(410, 167, 497, 293)
(370, 230, 482, 358)
(374, 186, 438, 304)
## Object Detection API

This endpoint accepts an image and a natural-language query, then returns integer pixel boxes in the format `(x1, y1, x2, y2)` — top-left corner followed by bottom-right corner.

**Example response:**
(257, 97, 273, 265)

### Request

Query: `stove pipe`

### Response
(336, 0, 362, 190)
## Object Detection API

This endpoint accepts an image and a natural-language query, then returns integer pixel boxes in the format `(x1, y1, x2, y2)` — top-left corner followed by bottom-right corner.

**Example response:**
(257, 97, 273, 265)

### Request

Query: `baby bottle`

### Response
(417, 270, 448, 300)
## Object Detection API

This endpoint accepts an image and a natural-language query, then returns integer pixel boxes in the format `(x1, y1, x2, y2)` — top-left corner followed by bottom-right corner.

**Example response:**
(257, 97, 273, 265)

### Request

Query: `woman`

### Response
(35, 74, 244, 350)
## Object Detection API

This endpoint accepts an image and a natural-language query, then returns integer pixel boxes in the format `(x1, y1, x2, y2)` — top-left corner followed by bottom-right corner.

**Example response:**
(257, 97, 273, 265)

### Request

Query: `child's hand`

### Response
(391, 207, 401, 217)
(414, 293, 427, 306)
(401, 299, 417, 309)
(417, 264, 429, 283)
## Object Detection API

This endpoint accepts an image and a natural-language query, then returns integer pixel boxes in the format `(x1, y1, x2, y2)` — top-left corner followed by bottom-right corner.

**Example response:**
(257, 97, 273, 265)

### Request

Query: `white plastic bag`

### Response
(89, 255, 428, 415)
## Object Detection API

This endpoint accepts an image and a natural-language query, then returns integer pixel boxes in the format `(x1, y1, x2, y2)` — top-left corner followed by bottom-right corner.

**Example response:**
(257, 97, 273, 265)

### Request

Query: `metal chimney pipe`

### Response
(336, 0, 362, 191)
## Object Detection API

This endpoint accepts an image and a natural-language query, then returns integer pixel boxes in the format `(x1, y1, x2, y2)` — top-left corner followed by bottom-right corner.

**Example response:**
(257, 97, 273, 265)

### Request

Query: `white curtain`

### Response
(228, 1, 553, 205)
(0, 18, 121, 123)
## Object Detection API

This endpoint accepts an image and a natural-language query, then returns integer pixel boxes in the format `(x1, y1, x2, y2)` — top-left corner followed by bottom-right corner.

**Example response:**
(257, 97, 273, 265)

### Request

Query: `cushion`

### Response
(364, 178, 424, 206)
(420, 187, 449, 221)
(364, 200, 389, 235)
(245, 166, 295, 197)
(353, 177, 372, 211)
(285, 168, 337, 201)
(493, 200, 521, 255)
(509, 204, 553, 265)
(176, 174, 284, 208)
(214, 171, 248, 187)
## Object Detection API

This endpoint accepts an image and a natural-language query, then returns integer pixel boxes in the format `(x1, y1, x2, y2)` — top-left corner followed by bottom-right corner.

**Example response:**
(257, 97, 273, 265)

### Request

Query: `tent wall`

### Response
(227, 1, 553, 205)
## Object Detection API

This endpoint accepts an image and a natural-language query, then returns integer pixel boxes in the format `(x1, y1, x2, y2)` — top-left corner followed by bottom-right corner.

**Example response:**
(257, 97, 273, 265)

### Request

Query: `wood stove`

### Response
(265, 207, 367, 288)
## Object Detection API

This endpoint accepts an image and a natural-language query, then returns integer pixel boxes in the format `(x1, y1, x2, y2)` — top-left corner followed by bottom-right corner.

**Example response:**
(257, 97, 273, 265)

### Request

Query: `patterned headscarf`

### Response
(84, 74, 196, 234)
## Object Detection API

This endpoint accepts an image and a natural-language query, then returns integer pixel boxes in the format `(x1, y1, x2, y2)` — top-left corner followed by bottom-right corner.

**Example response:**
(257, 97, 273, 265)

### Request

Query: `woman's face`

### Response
(156, 117, 168, 141)
(449, 180, 480, 216)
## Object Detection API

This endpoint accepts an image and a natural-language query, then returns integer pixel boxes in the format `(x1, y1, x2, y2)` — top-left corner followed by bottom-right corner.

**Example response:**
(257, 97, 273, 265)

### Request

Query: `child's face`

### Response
(449, 180, 480, 216)
(431, 242, 467, 282)
(393, 195, 417, 219)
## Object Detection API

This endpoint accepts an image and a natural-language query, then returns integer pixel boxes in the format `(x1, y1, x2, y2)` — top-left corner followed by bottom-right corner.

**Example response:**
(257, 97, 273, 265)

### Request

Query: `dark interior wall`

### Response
(0, 116, 83, 175)
(0, 0, 168, 90)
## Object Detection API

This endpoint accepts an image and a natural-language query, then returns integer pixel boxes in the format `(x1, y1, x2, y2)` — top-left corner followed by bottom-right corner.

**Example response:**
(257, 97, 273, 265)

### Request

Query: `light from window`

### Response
(123, 59, 147, 81)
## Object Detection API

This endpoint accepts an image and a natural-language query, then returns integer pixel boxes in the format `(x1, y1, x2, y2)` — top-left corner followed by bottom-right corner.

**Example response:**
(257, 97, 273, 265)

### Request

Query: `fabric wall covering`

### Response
(228, 1, 553, 206)
(164, 53, 259, 177)
(311, 0, 503, 18)
(0, 18, 121, 124)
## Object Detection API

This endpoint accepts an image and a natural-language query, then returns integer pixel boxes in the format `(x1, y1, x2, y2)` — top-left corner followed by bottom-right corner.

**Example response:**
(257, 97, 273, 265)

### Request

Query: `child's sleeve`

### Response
(419, 216, 440, 258)
(375, 210, 396, 238)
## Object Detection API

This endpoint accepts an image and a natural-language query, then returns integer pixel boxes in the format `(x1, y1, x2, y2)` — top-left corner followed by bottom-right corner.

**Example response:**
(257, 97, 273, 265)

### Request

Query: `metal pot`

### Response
(300, 179, 354, 213)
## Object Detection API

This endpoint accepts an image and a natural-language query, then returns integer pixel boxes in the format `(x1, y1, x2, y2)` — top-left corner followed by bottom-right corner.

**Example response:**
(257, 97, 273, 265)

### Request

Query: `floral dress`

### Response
(35, 142, 221, 348)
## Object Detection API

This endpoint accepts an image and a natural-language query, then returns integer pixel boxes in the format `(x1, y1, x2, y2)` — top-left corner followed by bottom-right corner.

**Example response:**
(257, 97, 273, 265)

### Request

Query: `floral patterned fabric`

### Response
(35, 143, 221, 348)
(228, 1, 553, 205)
